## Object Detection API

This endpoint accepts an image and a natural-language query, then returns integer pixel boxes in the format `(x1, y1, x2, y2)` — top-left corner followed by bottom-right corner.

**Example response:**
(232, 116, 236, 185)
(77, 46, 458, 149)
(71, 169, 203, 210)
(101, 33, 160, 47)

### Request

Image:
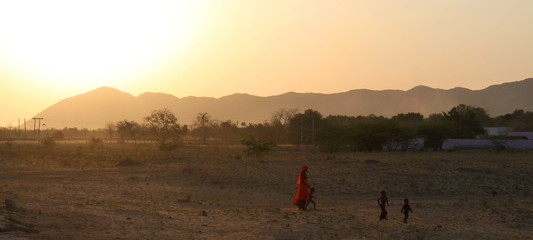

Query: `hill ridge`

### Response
(34, 78, 533, 129)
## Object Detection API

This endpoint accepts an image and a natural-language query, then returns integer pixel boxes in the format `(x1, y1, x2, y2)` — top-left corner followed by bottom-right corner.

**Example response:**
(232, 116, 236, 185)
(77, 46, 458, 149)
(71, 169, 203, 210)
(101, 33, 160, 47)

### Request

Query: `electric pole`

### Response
(312, 117, 315, 146)
(33, 118, 43, 140)
(300, 116, 304, 146)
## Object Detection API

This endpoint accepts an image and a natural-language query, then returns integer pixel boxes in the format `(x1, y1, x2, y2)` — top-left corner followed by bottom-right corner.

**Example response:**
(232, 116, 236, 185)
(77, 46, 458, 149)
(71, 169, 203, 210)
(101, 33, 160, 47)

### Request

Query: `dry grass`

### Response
(1, 143, 532, 239)
(0, 142, 246, 169)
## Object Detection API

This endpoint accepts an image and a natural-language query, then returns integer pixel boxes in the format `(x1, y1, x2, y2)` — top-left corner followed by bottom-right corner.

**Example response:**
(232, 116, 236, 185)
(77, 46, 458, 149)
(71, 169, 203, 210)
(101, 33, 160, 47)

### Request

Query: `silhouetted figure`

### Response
(306, 187, 316, 210)
(401, 198, 412, 223)
(293, 165, 310, 210)
(377, 190, 389, 220)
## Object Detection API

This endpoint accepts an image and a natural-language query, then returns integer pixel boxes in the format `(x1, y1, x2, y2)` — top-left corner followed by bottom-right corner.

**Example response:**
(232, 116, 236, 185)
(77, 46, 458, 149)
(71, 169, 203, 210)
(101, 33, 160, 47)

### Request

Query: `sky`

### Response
(1, 0, 532, 127)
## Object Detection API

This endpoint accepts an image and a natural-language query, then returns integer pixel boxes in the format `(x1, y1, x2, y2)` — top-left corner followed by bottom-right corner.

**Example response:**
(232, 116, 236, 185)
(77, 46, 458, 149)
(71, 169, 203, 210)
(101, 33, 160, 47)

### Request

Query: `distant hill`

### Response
(33, 78, 533, 129)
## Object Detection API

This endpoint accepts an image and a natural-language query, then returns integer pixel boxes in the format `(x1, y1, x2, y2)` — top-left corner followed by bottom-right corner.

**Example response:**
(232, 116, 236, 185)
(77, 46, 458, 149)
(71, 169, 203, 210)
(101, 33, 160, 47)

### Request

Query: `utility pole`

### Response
(198, 113, 209, 145)
(33, 118, 43, 141)
(312, 117, 315, 146)
(24, 118, 27, 143)
(41, 123, 46, 139)
(300, 116, 304, 146)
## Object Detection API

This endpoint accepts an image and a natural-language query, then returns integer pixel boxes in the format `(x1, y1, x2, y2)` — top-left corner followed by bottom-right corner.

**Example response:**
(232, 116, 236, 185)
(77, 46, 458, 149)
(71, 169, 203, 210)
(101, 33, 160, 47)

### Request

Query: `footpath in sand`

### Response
(1, 151, 532, 239)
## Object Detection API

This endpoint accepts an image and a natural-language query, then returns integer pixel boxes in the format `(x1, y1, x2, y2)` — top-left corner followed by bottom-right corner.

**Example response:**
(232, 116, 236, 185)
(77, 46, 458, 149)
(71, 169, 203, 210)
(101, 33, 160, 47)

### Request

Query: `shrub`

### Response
(240, 136, 275, 155)
(51, 131, 65, 140)
(88, 137, 104, 148)
(41, 136, 56, 147)
(159, 141, 179, 151)
(490, 138, 507, 152)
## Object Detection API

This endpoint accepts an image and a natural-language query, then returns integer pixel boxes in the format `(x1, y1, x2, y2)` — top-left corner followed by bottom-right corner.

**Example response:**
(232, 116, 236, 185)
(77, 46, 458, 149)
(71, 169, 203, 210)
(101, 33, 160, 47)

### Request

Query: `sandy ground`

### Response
(1, 150, 532, 239)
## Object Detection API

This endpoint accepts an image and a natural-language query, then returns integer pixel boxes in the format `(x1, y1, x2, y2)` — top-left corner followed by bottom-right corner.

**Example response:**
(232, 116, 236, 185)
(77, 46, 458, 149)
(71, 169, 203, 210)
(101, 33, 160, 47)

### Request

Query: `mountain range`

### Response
(34, 78, 533, 129)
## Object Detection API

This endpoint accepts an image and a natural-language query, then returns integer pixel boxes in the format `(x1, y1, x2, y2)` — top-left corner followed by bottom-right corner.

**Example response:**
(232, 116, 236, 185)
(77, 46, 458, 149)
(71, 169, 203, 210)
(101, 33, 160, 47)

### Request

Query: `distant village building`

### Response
(508, 132, 533, 140)
(443, 139, 533, 150)
(483, 127, 509, 137)
(383, 138, 424, 151)
(382, 132, 533, 150)
(379, 128, 533, 151)
(442, 129, 533, 150)
(442, 139, 493, 150)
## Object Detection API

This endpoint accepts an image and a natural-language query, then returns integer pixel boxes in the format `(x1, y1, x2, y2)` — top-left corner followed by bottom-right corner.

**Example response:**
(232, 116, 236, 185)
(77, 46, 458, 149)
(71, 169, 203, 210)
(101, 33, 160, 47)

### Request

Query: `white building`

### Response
(484, 127, 508, 137)
(508, 132, 533, 140)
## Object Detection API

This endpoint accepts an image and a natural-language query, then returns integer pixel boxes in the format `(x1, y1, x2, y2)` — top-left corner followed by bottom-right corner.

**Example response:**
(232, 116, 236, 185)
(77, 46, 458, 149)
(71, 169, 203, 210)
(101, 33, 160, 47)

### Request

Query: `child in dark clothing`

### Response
(377, 190, 389, 220)
(306, 187, 316, 210)
(401, 198, 413, 223)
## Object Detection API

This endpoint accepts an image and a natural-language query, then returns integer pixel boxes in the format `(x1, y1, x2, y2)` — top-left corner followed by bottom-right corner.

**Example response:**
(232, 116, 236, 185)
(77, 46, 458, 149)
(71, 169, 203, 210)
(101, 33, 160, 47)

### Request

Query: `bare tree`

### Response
(271, 108, 299, 126)
(105, 122, 115, 143)
(193, 112, 211, 145)
(116, 120, 142, 143)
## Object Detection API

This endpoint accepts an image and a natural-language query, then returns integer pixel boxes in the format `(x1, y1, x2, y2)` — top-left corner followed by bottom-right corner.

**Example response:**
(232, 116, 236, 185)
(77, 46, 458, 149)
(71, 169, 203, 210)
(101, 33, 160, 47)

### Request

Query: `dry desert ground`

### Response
(1, 143, 532, 240)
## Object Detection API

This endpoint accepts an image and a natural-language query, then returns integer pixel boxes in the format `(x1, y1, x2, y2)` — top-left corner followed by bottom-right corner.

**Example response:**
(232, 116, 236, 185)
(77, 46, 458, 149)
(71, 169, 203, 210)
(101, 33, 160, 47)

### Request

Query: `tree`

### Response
(144, 108, 181, 143)
(426, 113, 445, 123)
(116, 120, 142, 142)
(323, 115, 358, 126)
(389, 113, 424, 150)
(105, 122, 115, 142)
(494, 109, 533, 131)
(391, 112, 424, 124)
(287, 109, 323, 145)
(348, 121, 398, 151)
(212, 120, 241, 145)
(269, 108, 298, 144)
(355, 114, 387, 123)
(193, 113, 211, 145)
(419, 122, 454, 150)
(240, 136, 275, 155)
(51, 131, 65, 140)
(443, 104, 486, 138)
(271, 108, 298, 126)
(315, 120, 350, 152)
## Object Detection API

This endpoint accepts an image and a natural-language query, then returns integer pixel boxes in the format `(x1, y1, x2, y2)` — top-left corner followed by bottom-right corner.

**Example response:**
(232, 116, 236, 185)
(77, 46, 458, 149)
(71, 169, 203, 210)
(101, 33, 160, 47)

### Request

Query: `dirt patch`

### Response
(116, 159, 143, 167)
(0, 150, 532, 239)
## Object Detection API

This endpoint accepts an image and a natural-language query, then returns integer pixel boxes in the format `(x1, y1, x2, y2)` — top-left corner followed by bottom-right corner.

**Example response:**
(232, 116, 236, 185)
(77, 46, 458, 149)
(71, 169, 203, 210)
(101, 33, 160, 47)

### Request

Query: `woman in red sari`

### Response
(293, 165, 310, 210)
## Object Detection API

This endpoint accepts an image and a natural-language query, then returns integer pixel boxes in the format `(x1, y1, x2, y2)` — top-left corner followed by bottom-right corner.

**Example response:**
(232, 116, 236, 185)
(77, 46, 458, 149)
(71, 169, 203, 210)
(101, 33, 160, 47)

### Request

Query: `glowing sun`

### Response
(0, 0, 207, 89)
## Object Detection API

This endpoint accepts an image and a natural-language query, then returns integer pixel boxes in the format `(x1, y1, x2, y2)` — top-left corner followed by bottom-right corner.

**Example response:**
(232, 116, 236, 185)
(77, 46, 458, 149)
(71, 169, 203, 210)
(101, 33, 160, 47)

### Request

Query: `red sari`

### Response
(293, 165, 310, 206)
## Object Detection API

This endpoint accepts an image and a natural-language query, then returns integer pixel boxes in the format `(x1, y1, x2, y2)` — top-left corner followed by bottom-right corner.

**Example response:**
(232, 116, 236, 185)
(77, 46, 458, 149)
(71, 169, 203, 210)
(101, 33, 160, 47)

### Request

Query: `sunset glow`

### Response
(0, 0, 207, 90)
(1, 0, 533, 124)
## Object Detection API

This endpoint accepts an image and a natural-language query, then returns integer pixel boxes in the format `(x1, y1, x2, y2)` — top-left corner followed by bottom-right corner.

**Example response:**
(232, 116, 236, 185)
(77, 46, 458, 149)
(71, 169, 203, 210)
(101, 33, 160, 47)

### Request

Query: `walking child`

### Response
(401, 198, 413, 223)
(377, 190, 389, 220)
(306, 187, 316, 210)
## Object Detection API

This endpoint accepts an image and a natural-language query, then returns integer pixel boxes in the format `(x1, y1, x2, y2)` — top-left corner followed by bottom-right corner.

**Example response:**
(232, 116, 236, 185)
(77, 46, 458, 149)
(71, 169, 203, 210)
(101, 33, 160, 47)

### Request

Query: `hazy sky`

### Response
(1, 0, 532, 126)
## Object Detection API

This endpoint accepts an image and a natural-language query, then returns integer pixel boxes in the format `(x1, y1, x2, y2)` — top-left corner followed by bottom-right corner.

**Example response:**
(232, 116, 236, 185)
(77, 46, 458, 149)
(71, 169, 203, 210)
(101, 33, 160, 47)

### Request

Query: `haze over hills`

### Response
(33, 78, 533, 129)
